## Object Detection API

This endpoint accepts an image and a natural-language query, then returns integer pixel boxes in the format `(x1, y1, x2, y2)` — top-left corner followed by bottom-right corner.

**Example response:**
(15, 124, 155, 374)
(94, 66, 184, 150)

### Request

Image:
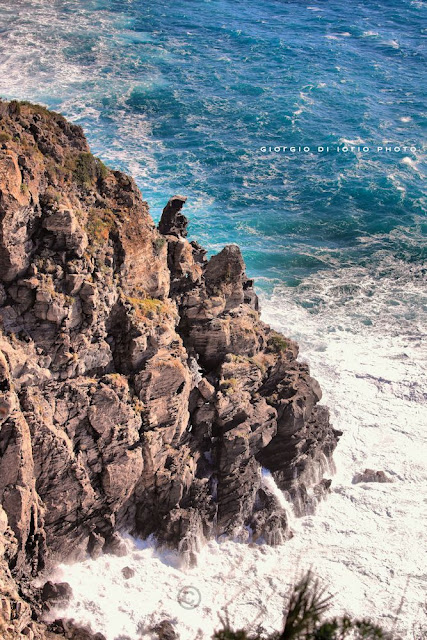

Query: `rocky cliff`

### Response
(0, 99, 340, 639)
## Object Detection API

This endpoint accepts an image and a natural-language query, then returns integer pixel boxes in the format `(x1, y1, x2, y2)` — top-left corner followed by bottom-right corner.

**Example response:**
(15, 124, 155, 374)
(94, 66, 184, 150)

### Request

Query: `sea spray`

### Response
(261, 469, 299, 533)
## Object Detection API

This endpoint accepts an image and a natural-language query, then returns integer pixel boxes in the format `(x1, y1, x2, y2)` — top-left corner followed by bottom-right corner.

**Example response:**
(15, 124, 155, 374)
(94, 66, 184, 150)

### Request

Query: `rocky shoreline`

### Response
(0, 100, 340, 639)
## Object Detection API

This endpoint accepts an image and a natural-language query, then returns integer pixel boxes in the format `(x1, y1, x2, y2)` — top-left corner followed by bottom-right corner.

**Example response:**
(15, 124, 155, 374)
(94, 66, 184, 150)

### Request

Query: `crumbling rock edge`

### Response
(0, 100, 340, 639)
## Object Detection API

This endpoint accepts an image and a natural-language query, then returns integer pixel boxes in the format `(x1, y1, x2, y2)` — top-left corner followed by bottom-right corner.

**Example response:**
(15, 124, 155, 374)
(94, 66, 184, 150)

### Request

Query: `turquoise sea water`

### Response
(0, 0, 425, 299)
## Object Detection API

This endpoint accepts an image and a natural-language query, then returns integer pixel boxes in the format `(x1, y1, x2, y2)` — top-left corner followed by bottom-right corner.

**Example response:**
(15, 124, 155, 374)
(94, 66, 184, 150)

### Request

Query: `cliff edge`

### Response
(0, 100, 340, 639)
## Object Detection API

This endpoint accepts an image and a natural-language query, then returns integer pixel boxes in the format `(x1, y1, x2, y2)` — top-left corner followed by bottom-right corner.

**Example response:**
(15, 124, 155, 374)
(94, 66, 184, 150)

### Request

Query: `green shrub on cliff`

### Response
(73, 151, 109, 186)
(0, 131, 11, 143)
(153, 236, 167, 255)
(268, 331, 288, 354)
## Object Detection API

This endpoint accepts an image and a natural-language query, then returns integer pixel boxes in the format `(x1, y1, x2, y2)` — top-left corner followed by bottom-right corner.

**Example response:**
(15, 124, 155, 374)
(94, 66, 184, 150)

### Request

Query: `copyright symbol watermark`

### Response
(177, 585, 201, 610)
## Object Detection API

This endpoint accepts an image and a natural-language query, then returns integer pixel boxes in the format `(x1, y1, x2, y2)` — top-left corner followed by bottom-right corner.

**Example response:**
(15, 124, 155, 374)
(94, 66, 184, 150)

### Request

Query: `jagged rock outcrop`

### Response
(0, 100, 340, 638)
(353, 469, 393, 484)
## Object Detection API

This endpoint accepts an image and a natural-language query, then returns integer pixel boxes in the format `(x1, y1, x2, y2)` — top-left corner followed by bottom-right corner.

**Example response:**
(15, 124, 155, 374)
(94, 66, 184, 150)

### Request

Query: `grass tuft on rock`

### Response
(268, 331, 288, 354)
(126, 296, 171, 321)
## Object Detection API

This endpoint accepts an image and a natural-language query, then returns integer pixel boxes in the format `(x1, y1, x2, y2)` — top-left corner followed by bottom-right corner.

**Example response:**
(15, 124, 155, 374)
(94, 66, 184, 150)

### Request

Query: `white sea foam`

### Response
(340, 137, 366, 147)
(401, 156, 422, 174)
(383, 39, 400, 49)
(325, 32, 351, 40)
(291, 90, 315, 122)
(235, 222, 263, 236)
(387, 173, 407, 196)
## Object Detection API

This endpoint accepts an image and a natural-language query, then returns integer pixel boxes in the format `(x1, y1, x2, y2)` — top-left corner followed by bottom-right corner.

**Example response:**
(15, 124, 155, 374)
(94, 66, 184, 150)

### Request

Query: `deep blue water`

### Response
(0, 0, 425, 311)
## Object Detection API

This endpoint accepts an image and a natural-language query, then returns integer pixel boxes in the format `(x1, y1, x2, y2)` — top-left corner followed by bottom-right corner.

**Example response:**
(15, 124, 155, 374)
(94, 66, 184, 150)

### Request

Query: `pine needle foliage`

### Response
(278, 571, 334, 639)
(212, 572, 396, 640)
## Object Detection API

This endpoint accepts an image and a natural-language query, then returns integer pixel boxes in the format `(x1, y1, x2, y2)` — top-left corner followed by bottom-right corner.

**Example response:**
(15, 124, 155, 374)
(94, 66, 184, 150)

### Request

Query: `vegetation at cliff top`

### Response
(213, 572, 396, 640)
(1, 99, 109, 191)
(7, 98, 62, 119)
